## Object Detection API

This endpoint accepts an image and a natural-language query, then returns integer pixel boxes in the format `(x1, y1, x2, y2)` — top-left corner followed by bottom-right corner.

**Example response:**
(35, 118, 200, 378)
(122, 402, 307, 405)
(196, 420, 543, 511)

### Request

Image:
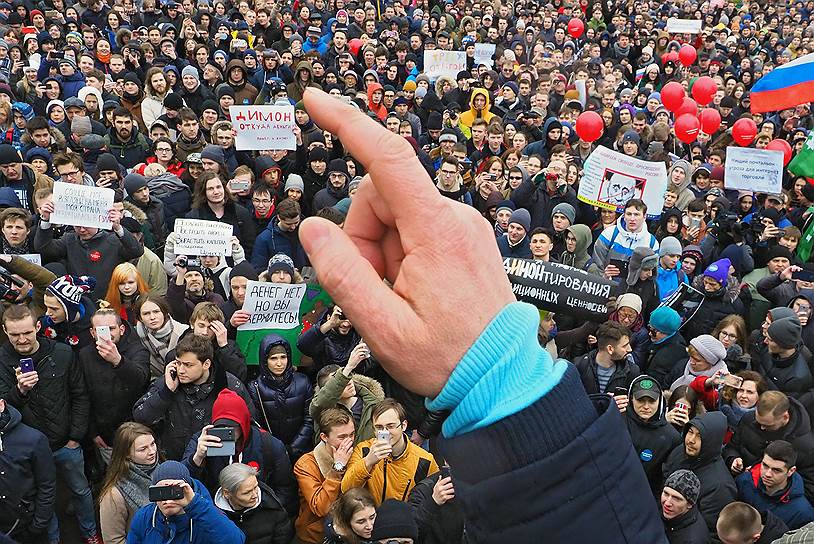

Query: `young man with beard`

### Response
(572, 321, 638, 400)
(103, 107, 150, 169)
(140, 67, 173, 132)
(313, 159, 349, 212)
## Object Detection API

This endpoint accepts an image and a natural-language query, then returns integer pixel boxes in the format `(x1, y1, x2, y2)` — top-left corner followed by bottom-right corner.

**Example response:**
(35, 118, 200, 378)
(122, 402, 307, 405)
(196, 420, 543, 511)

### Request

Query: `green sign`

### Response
(236, 283, 332, 365)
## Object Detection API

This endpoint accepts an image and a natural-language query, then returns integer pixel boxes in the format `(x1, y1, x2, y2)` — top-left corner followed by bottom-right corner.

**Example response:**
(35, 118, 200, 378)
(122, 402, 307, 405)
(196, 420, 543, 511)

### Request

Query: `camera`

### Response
(0, 270, 25, 302)
(177, 256, 200, 268)
(148, 485, 184, 502)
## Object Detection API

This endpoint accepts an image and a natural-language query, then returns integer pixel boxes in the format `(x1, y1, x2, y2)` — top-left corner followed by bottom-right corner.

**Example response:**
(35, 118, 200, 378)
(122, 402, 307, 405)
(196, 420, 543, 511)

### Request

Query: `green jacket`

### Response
(309, 371, 384, 445)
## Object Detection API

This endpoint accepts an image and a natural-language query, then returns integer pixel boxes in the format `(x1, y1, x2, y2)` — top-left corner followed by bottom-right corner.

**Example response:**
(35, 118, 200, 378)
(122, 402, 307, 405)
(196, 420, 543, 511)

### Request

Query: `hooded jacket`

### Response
(366, 82, 387, 121)
(248, 334, 314, 458)
(669, 160, 696, 211)
(559, 224, 593, 268)
(737, 463, 814, 530)
(663, 412, 737, 530)
(724, 397, 814, 500)
(510, 172, 580, 231)
(0, 337, 89, 451)
(0, 404, 56, 536)
(624, 375, 682, 496)
(297, 309, 362, 374)
(251, 218, 309, 272)
(309, 370, 385, 445)
(755, 344, 813, 399)
(286, 61, 322, 102)
(226, 60, 260, 105)
(214, 479, 293, 544)
(459, 88, 495, 128)
(180, 389, 298, 517)
(127, 478, 246, 544)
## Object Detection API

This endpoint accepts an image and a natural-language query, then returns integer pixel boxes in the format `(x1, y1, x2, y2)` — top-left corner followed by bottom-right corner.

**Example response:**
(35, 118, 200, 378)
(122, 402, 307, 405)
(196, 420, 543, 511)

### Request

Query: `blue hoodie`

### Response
(126, 479, 246, 544)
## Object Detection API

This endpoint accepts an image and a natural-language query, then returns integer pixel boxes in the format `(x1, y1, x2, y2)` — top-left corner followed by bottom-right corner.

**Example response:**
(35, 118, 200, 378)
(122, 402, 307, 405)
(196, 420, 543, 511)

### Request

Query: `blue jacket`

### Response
(251, 220, 308, 272)
(737, 464, 814, 530)
(496, 233, 532, 258)
(126, 479, 245, 544)
(656, 263, 689, 302)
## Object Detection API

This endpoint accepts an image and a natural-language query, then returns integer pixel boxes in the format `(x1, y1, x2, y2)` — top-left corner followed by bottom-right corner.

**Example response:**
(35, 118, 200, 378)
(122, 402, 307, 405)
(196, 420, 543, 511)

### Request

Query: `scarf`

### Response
(117, 459, 158, 512)
(138, 319, 179, 376)
(2, 237, 29, 254)
(96, 51, 111, 64)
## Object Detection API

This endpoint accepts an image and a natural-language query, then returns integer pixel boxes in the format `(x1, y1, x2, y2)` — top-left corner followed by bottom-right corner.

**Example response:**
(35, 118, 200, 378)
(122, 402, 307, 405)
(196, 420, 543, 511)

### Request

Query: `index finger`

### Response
(302, 88, 442, 227)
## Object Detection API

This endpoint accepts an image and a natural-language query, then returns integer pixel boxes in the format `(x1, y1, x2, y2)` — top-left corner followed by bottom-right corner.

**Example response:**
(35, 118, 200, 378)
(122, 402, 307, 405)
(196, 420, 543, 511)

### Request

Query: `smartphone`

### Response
(440, 465, 452, 479)
(148, 485, 184, 502)
(486, 173, 498, 181)
(95, 326, 112, 341)
(169, 368, 178, 381)
(231, 179, 250, 191)
(614, 387, 628, 397)
(19, 357, 34, 373)
(675, 401, 689, 413)
(722, 374, 744, 388)
(45, 9, 59, 17)
(207, 427, 237, 457)
(792, 269, 814, 282)
(609, 258, 629, 276)
(376, 429, 390, 443)
(689, 217, 701, 229)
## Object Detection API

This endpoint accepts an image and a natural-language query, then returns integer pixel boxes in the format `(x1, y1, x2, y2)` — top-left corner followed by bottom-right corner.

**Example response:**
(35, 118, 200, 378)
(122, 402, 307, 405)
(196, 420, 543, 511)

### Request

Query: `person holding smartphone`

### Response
(127, 460, 245, 544)
(297, 304, 363, 374)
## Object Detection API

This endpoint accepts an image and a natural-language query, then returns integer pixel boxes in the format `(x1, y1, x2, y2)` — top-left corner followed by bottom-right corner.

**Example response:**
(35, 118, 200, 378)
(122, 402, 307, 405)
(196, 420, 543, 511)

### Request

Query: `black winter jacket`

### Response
(0, 405, 56, 536)
(572, 349, 641, 395)
(755, 347, 814, 399)
(0, 338, 89, 450)
(663, 507, 708, 544)
(248, 334, 313, 459)
(663, 412, 737, 531)
(186, 201, 256, 256)
(723, 397, 814, 500)
(78, 322, 151, 444)
(681, 287, 743, 342)
(408, 472, 466, 544)
(297, 309, 362, 373)
(214, 480, 294, 544)
(644, 333, 688, 391)
(132, 369, 254, 460)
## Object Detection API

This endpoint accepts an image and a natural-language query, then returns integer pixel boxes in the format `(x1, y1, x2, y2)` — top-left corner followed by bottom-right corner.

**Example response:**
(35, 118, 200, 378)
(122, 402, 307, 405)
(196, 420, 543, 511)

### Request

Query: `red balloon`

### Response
(661, 82, 686, 112)
(691, 76, 717, 106)
(766, 138, 793, 165)
(567, 18, 584, 38)
(664, 51, 680, 63)
(698, 108, 722, 135)
(575, 111, 604, 143)
(676, 97, 698, 117)
(678, 44, 697, 66)
(732, 118, 758, 146)
(675, 114, 701, 144)
(348, 38, 363, 56)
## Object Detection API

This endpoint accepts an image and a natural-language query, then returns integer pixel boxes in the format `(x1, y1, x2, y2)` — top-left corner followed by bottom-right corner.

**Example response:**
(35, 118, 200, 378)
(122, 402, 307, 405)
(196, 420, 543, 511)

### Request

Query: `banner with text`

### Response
(667, 18, 703, 33)
(473, 43, 496, 67)
(231, 105, 296, 151)
(173, 219, 233, 256)
(724, 146, 784, 194)
(579, 145, 668, 219)
(504, 258, 613, 321)
(239, 281, 306, 330)
(424, 50, 467, 80)
(50, 183, 114, 229)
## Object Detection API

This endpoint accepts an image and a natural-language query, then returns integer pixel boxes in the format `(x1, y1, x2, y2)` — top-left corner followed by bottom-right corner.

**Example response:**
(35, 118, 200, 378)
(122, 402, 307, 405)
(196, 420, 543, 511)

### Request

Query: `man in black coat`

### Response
(0, 400, 56, 543)
(408, 469, 465, 544)
(643, 306, 688, 390)
(572, 321, 641, 397)
(661, 469, 708, 544)
(80, 309, 150, 459)
(724, 391, 814, 501)
(663, 411, 737, 531)
(0, 304, 98, 542)
(717, 502, 789, 544)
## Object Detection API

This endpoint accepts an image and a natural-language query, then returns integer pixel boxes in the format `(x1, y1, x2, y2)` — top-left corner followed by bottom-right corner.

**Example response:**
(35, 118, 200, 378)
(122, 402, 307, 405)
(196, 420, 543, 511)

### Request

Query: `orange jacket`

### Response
(293, 443, 342, 544)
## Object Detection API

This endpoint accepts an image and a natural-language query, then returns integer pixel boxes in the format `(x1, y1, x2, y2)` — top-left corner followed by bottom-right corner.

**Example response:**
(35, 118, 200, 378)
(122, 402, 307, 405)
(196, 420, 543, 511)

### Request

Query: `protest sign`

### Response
(504, 258, 614, 321)
(239, 281, 306, 331)
(579, 145, 668, 219)
(724, 146, 784, 194)
(236, 284, 333, 365)
(667, 18, 703, 33)
(50, 183, 114, 229)
(424, 50, 467, 80)
(474, 43, 496, 67)
(230, 105, 296, 151)
(173, 219, 233, 256)
(658, 282, 705, 329)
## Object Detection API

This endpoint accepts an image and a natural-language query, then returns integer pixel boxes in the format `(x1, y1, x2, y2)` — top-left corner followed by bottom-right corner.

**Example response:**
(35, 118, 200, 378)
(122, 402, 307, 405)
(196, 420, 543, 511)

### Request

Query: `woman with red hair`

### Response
(104, 263, 151, 323)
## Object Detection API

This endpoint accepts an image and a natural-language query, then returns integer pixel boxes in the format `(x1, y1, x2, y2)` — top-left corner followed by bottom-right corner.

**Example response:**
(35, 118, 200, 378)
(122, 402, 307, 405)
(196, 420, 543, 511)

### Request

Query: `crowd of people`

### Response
(0, 0, 812, 542)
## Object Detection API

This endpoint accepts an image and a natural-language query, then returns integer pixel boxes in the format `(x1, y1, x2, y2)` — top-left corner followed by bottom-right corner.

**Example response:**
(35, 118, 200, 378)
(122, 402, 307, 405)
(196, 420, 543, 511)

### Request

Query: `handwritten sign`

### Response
(504, 258, 614, 322)
(667, 18, 703, 34)
(238, 281, 306, 330)
(474, 43, 496, 67)
(424, 50, 467, 80)
(230, 105, 296, 151)
(724, 147, 783, 194)
(579, 145, 668, 219)
(173, 219, 233, 256)
(50, 183, 113, 229)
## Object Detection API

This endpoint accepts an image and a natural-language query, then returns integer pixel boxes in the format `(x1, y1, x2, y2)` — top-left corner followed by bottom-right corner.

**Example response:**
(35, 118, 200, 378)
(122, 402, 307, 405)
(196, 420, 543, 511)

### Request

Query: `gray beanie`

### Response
(284, 173, 305, 192)
(201, 144, 225, 164)
(71, 115, 92, 136)
(769, 307, 797, 322)
(348, 176, 362, 193)
(689, 334, 727, 365)
(767, 316, 803, 349)
(508, 208, 531, 233)
(551, 202, 576, 225)
(181, 65, 200, 82)
(659, 236, 683, 258)
(664, 469, 701, 505)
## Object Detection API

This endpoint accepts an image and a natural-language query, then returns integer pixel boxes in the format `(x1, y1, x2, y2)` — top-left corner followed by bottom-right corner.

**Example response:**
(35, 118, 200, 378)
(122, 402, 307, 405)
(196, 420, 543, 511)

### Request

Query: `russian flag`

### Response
(750, 52, 814, 113)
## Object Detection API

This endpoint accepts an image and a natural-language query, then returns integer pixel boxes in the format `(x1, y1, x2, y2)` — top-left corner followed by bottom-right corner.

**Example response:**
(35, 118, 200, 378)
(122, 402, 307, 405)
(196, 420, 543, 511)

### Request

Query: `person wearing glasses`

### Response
(52, 152, 95, 187)
(146, 136, 184, 177)
(434, 156, 471, 205)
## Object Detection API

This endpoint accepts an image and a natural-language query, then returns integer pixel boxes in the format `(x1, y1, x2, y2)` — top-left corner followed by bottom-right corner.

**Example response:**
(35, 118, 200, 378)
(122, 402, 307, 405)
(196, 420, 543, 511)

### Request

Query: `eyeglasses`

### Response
(509, 175, 523, 181)
(252, 198, 272, 204)
(58, 170, 81, 180)
(440, 169, 457, 176)
(155, 147, 172, 153)
(719, 331, 738, 340)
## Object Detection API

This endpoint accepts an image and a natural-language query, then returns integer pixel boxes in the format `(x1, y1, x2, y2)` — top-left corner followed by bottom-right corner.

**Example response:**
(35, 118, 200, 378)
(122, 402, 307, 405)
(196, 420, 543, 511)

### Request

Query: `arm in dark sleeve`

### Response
(289, 382, 314, 456)
(756, 273, 785, 304)
(510, 177, 536, 209)
(31, 431, 57, 531)
(408, 476, 441, 539)
(182, 492, 246, 543)
(215, 341, 247, 382)
(132, 378, 175, 425)
(262, 433, 298, 517)
(181, 432, 205, 477)
(296, 323, 326, 358)
(166, 280, 192, 324)
(116, 228, 145, 261)
(722, 420, 745, 469)
(68, 353, 90, 442)
(33, 224, 68, 261)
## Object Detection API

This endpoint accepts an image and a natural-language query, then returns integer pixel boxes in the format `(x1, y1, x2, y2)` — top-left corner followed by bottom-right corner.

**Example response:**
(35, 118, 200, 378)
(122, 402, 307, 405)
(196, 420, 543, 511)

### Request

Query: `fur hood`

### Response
(313, 372, 385, 400)
(123, 200, 148, 223)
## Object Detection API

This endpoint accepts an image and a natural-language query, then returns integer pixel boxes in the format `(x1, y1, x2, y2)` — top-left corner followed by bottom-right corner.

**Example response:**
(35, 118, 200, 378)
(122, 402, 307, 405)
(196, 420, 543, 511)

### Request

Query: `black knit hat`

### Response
(96, 153, 120, 175)
(0, 144, 20, 165)
(370, 499, 418, 540)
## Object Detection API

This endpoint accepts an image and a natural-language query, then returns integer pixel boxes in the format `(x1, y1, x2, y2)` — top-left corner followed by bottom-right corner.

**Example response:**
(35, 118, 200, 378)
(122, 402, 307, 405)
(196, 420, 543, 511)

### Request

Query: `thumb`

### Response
(299, 217, 409, 330)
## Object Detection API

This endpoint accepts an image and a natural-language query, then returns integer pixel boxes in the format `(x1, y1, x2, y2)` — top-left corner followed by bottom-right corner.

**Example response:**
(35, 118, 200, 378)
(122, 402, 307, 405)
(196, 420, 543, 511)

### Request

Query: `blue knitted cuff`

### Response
(427, 302, 568, 437)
